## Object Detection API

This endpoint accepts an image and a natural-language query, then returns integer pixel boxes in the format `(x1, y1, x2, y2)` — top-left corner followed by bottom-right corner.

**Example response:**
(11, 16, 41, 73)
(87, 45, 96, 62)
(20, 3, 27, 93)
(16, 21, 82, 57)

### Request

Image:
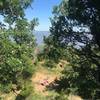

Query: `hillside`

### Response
(34, 31, 50, 45)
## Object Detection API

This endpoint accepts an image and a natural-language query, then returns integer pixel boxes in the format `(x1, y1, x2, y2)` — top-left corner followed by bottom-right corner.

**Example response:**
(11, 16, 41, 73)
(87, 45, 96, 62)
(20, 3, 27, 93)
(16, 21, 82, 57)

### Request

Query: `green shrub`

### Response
(0, 84, 12, 93)
(16, 81, 33, 100)
(44, 60, 55, 68)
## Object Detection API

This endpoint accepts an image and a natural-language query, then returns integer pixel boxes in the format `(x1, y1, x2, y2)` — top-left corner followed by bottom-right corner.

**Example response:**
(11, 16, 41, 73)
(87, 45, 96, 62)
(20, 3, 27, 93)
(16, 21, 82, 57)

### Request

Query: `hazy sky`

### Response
(25, 0, 61, 31)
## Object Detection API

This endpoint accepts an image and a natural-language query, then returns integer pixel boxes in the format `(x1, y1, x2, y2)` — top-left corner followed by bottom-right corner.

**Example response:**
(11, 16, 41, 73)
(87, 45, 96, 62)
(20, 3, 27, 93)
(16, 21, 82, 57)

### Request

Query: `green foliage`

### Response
(68, 0, 100, 44)
(53, 93, 68, 100)
(61, 49, 99, 98)
(0, 83, 12, 93)
(44, 60, 56, 68)
(16, 81, 33, 100)
(44, 0, 100, 99)
(27, 94, 47, 100)
(0, 18, 36, 92)
(0, 0, 34, 24)
(0, 0, 37, 95)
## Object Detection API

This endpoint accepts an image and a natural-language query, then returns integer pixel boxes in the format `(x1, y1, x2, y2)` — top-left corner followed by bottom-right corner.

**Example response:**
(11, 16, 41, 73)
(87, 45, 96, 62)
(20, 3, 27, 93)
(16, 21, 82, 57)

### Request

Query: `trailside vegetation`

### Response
(44, 0, 100, 99)
(0, 0, 38, 99)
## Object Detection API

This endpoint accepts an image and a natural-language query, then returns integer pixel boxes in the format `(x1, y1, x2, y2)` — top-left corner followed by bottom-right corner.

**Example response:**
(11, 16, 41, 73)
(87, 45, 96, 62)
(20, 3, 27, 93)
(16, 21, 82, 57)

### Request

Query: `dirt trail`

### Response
(31, 66, 58, 95)
(31, 61, 83, 100)
(31, 60, 66, 94)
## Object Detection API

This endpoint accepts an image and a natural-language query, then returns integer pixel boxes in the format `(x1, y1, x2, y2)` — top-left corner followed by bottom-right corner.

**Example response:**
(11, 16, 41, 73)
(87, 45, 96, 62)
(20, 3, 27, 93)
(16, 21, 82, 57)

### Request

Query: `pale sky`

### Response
(25, 0, 61, 31)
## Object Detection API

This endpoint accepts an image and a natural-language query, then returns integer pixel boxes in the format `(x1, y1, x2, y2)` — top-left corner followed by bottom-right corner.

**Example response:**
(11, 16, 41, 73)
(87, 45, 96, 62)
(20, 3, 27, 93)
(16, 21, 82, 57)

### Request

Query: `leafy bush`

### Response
(44, 60, 56, 68)
(0, 84, 12, 93)
(16, 81, 33, 100)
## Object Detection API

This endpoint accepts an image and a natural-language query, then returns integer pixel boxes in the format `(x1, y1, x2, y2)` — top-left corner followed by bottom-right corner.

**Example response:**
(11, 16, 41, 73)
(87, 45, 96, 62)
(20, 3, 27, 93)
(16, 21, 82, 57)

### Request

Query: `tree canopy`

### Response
(44, 0, 100, 99)
(0, 0, 38, 98)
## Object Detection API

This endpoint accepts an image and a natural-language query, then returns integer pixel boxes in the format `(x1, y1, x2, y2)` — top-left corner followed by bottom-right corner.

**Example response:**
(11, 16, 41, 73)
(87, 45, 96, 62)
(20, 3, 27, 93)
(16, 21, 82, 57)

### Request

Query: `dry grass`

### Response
(31, 66, 58, 96)
(68, 95, 83, 100)
(0, 92, 16, 100)
(31, 60, 83, 100)
(0, 60, 83, 100)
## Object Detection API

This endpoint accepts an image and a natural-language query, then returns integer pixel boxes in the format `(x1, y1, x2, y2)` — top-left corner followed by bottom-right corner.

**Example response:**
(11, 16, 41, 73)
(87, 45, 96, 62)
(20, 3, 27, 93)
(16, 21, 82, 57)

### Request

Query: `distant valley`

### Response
(34, 31, 50, 45)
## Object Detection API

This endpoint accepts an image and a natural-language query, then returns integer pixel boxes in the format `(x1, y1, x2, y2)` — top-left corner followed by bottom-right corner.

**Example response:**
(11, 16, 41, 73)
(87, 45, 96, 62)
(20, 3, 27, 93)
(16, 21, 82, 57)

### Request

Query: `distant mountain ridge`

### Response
(33, 31, 50, 45)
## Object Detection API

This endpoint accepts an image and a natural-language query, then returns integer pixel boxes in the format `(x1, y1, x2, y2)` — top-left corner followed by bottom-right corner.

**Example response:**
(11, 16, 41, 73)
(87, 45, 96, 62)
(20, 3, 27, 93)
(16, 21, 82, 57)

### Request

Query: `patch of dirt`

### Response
(0, 92, 16, 100)
(31, 70, 57, 95)
(31, 61, 83, 100)
(68, 95, 83, 100)
(31, 60, 68, 96)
